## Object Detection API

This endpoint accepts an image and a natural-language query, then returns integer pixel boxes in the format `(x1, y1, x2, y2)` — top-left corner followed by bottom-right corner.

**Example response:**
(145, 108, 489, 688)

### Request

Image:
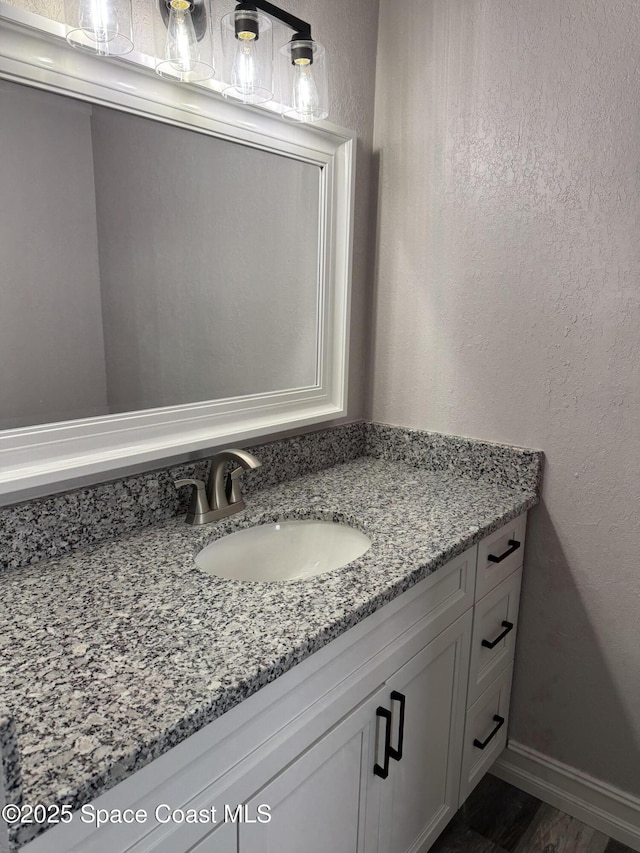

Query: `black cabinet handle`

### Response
(473, 715, 505, 750)
(487, 540, 520, 564)
(374, 707, 392, 778)
(388, 690, 406, 762)
(481, 621, 514, 649)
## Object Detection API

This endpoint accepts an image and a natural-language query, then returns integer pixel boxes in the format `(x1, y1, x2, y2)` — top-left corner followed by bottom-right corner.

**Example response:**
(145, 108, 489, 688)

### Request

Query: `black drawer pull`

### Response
(487, 540, 520, 564)
(473, 715, 505, 750)
(374, 706, 392, 779)
(481, 620, 514, 649)
(388, 690, 406, 762)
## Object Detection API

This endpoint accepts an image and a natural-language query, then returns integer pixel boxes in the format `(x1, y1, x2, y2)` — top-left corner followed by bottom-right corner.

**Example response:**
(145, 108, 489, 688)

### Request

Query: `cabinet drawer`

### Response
(467, 569, 522, 706)
(459, 664, 513, 806)
(476, 514, 526, 599)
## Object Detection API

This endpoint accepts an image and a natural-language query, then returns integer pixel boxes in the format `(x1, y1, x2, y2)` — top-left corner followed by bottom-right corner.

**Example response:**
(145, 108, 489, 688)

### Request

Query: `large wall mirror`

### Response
(0, 5, 355, 503)
(1, 79, 321, 429)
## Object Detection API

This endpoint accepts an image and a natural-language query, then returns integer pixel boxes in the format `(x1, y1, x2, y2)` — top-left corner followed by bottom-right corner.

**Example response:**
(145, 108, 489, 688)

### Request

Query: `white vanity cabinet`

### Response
(19, 515, 527, 853)
(239, 612, 472, 853)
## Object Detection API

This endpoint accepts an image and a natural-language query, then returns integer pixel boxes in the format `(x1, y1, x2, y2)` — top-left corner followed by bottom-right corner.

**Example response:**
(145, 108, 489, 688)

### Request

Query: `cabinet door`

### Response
(189, 822, 237, 853)
(375, 612, 472, 853)
(239, 688, 385, 853)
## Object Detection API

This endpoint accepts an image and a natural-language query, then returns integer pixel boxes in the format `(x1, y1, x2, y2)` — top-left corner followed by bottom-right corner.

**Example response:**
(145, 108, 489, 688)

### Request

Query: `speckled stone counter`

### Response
(0, 437, 543, 850)
(0, 711, 22, 808)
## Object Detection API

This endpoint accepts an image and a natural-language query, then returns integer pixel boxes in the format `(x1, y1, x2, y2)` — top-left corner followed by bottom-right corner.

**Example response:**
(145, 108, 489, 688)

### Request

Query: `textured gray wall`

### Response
(0, 81, 108, 429)
(90, 106, 318, 411)
(372, 0, 640, 795)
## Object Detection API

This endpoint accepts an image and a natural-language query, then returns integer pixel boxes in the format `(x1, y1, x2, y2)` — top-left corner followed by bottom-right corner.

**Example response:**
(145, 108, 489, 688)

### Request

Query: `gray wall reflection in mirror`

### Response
(0, 79, 320, 431)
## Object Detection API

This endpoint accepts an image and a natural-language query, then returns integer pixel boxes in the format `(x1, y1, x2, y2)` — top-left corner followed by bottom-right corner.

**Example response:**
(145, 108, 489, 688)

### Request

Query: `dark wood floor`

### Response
(430, 774, 637, 853)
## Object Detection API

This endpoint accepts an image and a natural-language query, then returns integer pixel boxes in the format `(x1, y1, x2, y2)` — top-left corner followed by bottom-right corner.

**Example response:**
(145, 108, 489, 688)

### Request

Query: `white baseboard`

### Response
(492, 741, 640, 851)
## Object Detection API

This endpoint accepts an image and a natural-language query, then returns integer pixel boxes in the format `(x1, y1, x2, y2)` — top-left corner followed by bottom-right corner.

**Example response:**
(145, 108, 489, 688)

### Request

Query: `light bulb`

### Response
(165, 0, 199, 74)
(292, 61, 320, 119)
(231, 35, 260, 98)
(78, 0, 118, 53)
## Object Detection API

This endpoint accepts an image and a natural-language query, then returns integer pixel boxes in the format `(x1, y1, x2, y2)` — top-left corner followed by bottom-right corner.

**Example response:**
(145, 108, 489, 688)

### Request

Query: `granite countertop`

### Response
(0, 453, 540, 849)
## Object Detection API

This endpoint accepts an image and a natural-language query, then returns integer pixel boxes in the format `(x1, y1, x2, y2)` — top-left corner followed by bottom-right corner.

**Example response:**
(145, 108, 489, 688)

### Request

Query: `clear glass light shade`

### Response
(64, 0, 133, 56)
(154, 0, 214, 83)
(280, 39, 328, 122)
(221, 10, 273, 104)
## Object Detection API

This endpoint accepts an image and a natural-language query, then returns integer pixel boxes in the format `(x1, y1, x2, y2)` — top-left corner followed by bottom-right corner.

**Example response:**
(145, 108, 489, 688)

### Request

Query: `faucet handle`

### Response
(208, 449, 261, 513)
(226, 465, 246, 505)
(174, 478, 212, 525)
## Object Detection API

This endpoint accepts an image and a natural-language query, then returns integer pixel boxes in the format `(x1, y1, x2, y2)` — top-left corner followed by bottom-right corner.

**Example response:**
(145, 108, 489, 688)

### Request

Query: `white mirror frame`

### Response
(0, 5, 355, 505)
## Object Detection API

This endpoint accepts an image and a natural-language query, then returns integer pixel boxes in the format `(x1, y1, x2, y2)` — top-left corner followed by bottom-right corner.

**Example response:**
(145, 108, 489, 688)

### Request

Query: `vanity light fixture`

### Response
(67, 0, 329, 120)
(221, 0, 328, 121)
(155, 0, 215, 82)
(64, 0, 133, 56)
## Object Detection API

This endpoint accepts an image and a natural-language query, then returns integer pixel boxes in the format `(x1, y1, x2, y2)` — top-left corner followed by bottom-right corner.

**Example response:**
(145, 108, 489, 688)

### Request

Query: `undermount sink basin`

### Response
(195, 520, 371, 582)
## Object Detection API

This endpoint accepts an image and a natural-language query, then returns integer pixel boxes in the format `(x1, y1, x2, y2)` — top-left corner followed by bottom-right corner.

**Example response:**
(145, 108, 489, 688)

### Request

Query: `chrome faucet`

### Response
(175, 448, 261, 525)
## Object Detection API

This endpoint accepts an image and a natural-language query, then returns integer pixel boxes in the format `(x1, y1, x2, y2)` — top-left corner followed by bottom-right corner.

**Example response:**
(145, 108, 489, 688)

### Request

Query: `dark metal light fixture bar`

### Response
(241, 0, 312, 39)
